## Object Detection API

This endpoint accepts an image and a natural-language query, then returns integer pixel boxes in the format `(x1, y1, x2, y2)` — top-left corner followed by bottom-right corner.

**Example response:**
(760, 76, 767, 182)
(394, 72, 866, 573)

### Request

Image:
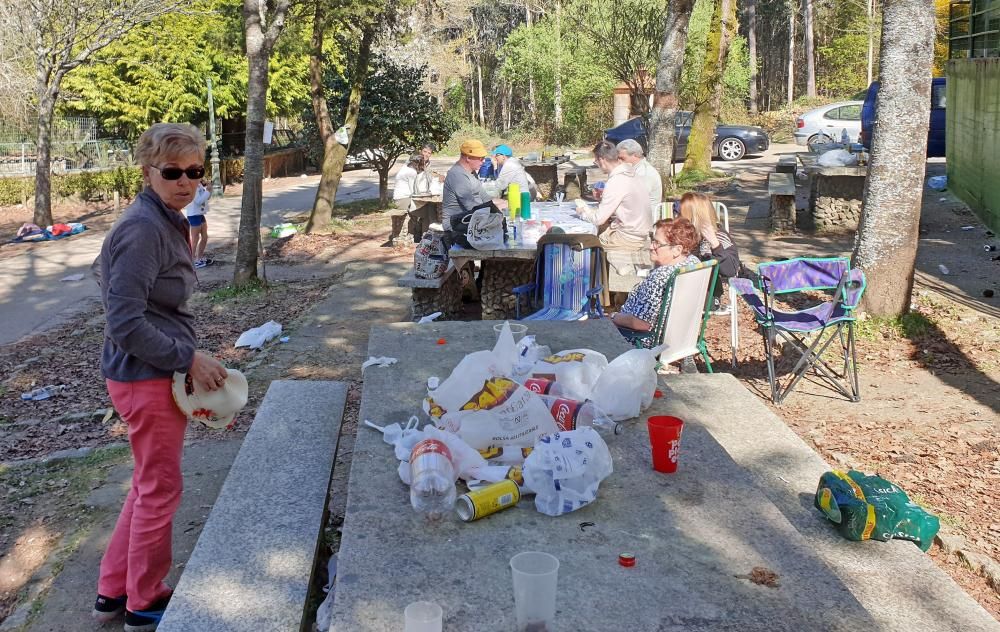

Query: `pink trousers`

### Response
(98, 378, 186, 610)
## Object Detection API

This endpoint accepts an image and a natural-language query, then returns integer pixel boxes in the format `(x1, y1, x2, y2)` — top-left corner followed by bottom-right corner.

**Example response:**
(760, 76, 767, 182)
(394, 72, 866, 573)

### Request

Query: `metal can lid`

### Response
(618, 553, 636, 568)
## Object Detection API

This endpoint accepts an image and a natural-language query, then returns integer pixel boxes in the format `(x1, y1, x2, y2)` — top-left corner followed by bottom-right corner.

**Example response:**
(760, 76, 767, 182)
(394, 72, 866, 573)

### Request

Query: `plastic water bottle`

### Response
(538, 394, 623, 435)
(841, 128, 850, 145)
(409, 438, 457, 521)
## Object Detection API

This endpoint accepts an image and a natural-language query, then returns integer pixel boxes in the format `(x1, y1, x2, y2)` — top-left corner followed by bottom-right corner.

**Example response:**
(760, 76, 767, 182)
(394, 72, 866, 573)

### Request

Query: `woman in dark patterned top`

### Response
(610, 218, 701, 346)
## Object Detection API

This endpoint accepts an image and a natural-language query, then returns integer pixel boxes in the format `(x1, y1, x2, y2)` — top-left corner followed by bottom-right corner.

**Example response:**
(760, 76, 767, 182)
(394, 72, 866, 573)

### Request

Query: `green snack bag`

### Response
(814, 470, 940, 552)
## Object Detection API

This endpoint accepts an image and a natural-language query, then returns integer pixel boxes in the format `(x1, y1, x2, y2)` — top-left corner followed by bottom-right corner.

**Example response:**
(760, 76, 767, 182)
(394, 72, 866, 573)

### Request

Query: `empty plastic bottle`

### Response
(538, 394, 623, 436)
(409, 438, 457, 521)
(841, 128, 850, 145)
(20, 385, 65, 401)
(522, 377, 568, 397)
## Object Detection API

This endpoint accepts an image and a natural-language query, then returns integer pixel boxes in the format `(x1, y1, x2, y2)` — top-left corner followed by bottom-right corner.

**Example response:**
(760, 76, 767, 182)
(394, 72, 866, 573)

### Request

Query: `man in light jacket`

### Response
(492, 144, 537, 200)
(616, 139, 663, 217)
(577, 140, 651, 253)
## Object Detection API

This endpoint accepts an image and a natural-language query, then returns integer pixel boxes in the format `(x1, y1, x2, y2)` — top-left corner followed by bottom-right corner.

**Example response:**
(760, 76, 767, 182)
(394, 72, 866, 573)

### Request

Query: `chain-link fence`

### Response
(950, 0, 1000, 59)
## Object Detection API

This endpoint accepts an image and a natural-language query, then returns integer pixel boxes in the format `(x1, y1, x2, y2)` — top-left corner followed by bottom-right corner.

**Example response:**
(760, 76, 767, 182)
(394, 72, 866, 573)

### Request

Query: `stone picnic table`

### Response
(450, 202, 598, 320)
(332, 319, 998, 632)
(797, 152, 868, 232)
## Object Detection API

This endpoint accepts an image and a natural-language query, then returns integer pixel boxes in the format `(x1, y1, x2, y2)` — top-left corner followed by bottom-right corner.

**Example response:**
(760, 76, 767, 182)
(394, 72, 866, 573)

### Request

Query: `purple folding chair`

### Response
(730, 257, 867, 404)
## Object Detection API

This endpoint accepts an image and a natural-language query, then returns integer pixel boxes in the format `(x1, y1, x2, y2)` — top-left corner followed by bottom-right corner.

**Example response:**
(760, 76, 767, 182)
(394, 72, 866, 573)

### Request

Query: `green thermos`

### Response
(520, 191, 531, 219)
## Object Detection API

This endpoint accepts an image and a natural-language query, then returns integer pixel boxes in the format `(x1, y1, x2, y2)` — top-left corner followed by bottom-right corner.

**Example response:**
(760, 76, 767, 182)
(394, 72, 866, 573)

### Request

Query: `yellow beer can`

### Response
(456, 480, 521, 522)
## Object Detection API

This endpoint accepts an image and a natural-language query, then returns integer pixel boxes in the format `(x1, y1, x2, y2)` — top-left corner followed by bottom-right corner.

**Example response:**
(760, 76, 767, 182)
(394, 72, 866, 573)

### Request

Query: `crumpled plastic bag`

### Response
(234, 321, 282, 349)
(528, 349, 608, 401)
(314, 554, 337, 631)
(817, 149, 858, 167)
(269, 223, 299, 238)
(523, 427, 613, 516)
(589, 346, 661, 421)
(815, 469, 940, 551)
(334, 125, 350, 145)
(361, 356, 397, 371)
(424, 323, 559, 449)
(927, 175, 948, 191)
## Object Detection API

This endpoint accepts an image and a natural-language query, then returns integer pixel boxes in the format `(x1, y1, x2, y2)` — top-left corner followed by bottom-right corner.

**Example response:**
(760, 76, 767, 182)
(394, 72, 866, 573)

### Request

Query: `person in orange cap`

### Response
(441, 139, 507, 231)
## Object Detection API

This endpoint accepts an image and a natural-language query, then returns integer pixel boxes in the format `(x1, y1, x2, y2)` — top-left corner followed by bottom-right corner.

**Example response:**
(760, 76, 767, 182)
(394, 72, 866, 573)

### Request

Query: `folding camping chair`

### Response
(624, 260, 718, 372)
(730, 257, 866, 404)
(513, 233, 605, 321)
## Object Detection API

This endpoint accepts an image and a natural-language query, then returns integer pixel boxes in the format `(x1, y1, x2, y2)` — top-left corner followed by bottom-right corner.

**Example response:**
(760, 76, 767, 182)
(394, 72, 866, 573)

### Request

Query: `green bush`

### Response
(0, 167, 144, 206)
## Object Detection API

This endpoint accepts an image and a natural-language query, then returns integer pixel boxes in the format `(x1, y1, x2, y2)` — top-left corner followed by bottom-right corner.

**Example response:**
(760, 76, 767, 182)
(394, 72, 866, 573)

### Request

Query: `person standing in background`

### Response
(616, 139, 663, 215)
(183, 180, 212, 268)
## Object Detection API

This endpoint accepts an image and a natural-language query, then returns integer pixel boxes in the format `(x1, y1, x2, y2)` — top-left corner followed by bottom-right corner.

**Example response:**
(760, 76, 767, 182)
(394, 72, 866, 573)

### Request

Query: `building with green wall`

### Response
(947, 0, 1000, 235)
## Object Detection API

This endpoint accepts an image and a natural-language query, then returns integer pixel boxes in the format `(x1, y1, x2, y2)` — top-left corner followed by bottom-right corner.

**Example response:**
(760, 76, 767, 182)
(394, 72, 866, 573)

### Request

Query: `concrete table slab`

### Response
(334, 320, 997, 631)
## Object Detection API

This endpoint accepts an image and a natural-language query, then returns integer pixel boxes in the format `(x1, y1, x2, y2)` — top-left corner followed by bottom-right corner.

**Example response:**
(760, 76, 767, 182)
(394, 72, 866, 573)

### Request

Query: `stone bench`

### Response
(158, 380, 347, 632)
(397, 262, 462, 321)
(768, 172, 797, 232)
(776, 156, 798, 174)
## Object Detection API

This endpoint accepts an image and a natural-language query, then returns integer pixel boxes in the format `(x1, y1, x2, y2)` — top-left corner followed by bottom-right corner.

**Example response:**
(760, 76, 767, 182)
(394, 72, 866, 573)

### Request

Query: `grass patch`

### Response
(333, 198, 391, 219)
(856, 311, 935, 341)
(208, 279, 268, 303)
(673, 168, 730, 192)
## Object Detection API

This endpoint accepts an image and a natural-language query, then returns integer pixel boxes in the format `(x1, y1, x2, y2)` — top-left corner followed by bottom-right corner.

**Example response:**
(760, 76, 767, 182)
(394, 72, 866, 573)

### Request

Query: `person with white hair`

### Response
(576, 140, 651, 252)
(616, 139, 663, 213)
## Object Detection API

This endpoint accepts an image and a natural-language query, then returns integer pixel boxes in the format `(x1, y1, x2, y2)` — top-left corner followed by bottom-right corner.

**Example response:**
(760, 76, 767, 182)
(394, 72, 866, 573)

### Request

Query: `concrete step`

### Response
(159, 380, 348, 632)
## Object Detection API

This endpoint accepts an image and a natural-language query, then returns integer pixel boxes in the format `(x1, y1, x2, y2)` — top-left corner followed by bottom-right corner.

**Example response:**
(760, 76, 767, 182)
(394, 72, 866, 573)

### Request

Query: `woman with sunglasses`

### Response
(93, 123, 229, 631)
(610, 218, 701, 348)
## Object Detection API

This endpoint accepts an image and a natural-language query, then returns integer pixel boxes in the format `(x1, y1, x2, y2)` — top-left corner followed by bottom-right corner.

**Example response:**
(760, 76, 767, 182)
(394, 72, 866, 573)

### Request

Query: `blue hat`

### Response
(493, 144, 513, 157)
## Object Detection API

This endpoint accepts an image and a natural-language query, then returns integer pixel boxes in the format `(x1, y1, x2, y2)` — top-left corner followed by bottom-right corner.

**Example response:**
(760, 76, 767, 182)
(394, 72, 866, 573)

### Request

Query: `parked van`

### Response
(860, 77, 946, 157)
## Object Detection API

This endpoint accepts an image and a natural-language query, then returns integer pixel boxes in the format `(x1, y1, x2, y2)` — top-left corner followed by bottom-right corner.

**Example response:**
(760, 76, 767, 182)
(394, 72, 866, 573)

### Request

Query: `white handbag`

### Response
(466, 208, 505, 250)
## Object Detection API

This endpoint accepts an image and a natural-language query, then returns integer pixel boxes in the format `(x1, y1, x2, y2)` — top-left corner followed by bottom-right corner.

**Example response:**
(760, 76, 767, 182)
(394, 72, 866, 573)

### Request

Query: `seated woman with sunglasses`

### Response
(609, 218, 701, 348)
(92, 123, 230, 630)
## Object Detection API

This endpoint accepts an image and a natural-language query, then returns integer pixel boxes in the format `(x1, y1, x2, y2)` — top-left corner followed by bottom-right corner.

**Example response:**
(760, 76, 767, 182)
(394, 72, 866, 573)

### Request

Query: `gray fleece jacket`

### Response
(98, 188, 197, 382)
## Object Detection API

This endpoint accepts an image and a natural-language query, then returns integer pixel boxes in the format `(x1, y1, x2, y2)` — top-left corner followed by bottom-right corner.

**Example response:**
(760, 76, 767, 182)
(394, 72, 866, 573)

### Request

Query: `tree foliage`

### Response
(302, 54, 453, 204)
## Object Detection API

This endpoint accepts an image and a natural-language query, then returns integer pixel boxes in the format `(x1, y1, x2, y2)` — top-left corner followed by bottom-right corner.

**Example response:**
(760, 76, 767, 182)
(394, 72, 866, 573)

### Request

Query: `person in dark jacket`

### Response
(678, 192, 741, 314)
(92, 123, 229, 631)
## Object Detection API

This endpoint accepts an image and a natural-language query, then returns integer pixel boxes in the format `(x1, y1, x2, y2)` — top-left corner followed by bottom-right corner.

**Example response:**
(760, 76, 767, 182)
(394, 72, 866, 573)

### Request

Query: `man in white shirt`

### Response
(387, 154, 435, 245)
(577, 140, 652, 252)
(492, 144, 537, 200)
(616, 139, 663, 217)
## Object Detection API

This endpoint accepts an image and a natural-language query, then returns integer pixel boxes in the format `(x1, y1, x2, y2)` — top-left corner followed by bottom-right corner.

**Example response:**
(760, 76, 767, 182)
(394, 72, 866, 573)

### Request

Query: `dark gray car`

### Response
(604, 111, 770, 161)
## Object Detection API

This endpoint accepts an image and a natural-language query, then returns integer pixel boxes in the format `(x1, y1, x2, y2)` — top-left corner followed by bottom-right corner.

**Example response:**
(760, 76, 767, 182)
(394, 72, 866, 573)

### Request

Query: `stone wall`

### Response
(805, 174, 865, 232)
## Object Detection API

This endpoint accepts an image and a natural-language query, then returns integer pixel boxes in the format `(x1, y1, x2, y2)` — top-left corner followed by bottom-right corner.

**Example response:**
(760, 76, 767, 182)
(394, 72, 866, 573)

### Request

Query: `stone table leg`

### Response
(480, 259, 535, 320)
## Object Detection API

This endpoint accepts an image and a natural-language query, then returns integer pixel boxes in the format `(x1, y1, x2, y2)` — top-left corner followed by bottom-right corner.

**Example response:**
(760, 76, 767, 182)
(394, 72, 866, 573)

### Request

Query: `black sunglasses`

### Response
(153, 165, 205, 181)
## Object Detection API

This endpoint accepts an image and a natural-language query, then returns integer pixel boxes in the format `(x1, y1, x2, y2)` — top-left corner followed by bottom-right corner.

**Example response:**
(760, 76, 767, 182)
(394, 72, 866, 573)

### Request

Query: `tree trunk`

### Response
(867, 0, 875, 86)
(648, 0, 696, 192)
(304, 0, 334, 234)
(476, 61, 486, 129)
(803, 0, 815, 98)
(852, 0, 935, 317)
(525, 3, 537, 126)
(747, 0, 758, 114)
(683, 0, 736, 175)
(306, 27, 373, 234)
(234, 52, 269, 285)
(554, 0, 563, 128)
(787, 0, 795, 105)
(378, 167, 390, 206)
(32, 77, 56, 227)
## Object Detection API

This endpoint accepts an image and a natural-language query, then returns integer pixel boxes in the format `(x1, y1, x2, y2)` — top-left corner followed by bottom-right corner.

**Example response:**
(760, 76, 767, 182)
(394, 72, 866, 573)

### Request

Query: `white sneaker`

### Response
(194, 258, 207, 269)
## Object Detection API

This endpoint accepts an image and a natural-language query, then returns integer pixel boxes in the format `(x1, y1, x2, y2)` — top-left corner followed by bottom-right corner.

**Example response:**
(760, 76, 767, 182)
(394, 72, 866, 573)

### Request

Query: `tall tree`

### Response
(0, 0, 182, 227)
(233, 0, 293, 285)
(683, 0, 737, 175)
(852, 0, 935, 316)
(803, 0, 816, 97)
(647, 0, 696, 191)
(787, 0, 795, 104)
(746, 0, 758, 113)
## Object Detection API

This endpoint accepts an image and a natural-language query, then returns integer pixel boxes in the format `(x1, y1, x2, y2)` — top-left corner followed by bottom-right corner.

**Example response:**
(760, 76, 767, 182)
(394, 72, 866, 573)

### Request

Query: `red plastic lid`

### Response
(618, 553, 636, 568)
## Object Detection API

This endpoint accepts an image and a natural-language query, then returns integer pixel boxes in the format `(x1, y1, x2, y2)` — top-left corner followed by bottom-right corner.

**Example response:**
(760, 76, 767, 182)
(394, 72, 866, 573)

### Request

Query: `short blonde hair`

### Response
(135, 123, 205, 167)
(678, 192, 717, 234)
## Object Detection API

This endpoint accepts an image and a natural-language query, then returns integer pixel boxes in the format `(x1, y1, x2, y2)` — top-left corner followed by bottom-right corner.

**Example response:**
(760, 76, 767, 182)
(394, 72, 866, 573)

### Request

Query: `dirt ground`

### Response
(1, 178, 999, 624)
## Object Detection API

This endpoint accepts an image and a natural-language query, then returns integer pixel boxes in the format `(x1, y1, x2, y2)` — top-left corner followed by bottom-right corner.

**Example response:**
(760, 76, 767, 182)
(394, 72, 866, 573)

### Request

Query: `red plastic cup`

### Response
(647, 416, 684, 473)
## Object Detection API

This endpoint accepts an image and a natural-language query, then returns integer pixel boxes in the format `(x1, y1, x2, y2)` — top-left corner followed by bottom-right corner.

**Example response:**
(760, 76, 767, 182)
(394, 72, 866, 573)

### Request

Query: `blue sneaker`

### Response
(91, 594, 126, 623)
(124, 595, 170, 631)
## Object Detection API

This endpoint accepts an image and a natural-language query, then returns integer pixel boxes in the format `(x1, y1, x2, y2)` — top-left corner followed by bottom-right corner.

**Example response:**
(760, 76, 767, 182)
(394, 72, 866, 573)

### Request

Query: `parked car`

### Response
(794, 101, 863, 149)
(344, 149, 377, 170)
(860, 78, 946, 157)
(603, 111, 770, 162)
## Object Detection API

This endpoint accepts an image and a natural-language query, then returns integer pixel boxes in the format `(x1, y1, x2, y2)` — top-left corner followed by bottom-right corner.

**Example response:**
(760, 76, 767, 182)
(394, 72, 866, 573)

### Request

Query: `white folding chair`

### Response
(652, 201, 668, 224)
(654, 260, 719, 370)
(712, 201, 739, 367)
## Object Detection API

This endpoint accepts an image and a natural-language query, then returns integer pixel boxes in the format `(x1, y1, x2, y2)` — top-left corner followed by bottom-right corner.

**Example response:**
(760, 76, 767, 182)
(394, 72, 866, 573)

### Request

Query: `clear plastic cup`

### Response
(510, 551, 559, 632)
(494, 322, 528, 343)
(404, 600, 443, 632)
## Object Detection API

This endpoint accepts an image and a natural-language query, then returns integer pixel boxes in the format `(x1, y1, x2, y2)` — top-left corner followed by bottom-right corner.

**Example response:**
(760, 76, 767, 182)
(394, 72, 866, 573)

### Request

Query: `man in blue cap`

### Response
(493, 144, 537, 200)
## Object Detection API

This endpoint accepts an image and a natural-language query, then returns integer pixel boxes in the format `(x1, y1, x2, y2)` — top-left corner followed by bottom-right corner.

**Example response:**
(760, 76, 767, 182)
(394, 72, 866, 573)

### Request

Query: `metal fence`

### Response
(0, 139, 133, 177)
(950, 0, 1000, 59)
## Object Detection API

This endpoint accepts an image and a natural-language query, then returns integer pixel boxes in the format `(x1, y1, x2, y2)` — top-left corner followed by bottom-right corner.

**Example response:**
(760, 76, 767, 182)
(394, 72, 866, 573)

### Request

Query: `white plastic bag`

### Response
(467, 208, 505, 250)
(234, 320, 282, 349)
(334, 125, 350, 145)
(423, 323, 559, 449)
(817, 149, 858, 167)
(523, 427, 613, 516)
(589, 346, 660, 421)
(529, 349, 608, 401)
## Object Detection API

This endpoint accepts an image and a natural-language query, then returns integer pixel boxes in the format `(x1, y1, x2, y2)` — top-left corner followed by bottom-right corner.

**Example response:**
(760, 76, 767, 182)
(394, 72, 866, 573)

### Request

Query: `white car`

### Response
(794, 101, 863, 149)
